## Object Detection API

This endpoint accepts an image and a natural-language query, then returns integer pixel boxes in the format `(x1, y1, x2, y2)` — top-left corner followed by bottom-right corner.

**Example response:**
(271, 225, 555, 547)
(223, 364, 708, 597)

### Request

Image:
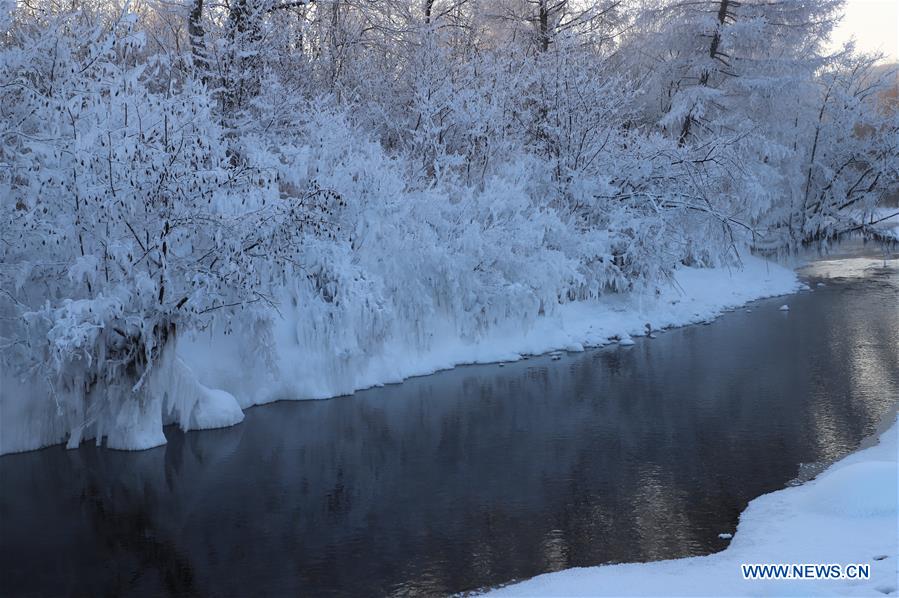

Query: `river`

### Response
(1, 250, 897, 597)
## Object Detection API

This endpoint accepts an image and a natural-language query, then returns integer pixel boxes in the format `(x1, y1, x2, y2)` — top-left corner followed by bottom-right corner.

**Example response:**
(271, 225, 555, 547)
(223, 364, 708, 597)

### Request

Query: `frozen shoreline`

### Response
(186, 252, 802, 414)
(1, 253, 801, 454)
(485, 414, 899, 597)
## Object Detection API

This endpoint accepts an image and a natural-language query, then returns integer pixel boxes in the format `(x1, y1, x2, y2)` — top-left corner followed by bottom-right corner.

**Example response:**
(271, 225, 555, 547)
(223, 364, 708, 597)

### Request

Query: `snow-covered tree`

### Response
(1, 0, 894, 452)
(0, 7, 331, 448)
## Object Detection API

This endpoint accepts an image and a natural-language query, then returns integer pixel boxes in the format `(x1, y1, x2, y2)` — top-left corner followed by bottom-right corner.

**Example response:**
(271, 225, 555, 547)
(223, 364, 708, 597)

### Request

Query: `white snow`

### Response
(0, 349, 244, 453)
(0, 253, 799, 454)
(186, 385, 246, 430)
(485, 416, 899, 597)
(101, 390, 167, 451)
(184, 252, 800, 416)
(1, 0, 894, 458)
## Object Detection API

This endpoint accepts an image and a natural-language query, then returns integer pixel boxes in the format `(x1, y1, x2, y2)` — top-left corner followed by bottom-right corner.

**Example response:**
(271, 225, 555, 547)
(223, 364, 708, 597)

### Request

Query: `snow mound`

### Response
(188, 386, 245, 431)
(162, 357, 245, 432)
(102, 392, 167, 451)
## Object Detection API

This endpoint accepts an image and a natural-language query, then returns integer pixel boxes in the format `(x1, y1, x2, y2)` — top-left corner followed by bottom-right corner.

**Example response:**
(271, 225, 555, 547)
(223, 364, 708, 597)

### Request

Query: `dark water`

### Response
(2, 254, 898, 598)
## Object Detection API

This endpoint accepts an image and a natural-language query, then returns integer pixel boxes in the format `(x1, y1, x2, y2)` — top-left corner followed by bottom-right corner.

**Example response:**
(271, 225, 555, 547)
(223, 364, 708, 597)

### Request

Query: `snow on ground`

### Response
(185, 252, 801, 415)
(0, 351, 244, 453)
(0, 253, 800, 454)
(486, 416, 899, 597)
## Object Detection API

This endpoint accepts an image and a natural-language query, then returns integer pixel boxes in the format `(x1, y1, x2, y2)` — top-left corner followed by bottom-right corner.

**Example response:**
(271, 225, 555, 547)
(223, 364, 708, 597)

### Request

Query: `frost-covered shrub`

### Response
(2, 0, 895, 452)
(0, 9, 315, 448)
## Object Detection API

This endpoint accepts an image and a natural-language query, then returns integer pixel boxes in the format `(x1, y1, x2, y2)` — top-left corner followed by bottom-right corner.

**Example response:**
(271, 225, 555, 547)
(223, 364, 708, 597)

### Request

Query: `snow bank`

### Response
(1, 253, 798, 454)
(485, 416, 899, 597)
(2, 0, 893, 459)
(184, 251, 800, 415)
(0, 351, 244, 454)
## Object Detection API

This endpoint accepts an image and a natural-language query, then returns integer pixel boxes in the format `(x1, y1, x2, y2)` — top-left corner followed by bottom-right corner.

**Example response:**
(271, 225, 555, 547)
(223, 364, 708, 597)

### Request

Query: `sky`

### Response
(830, 0, 899, 62)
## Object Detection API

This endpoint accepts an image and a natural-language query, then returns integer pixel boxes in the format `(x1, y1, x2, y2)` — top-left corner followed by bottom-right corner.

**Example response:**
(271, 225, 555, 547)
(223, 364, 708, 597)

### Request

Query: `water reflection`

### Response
(1, 256, 897, 597)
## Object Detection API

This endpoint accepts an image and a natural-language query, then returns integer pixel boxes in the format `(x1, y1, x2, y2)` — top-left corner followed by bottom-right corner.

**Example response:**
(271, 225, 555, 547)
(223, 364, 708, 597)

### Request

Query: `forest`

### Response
(1, 0, 897, 452)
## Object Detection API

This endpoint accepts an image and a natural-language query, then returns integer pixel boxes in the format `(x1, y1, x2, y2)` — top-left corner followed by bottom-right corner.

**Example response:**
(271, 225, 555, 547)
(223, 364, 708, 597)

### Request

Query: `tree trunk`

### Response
(538, 0, 549, 52)
(188, 0, 208, 79)
(679, 0, 731, 145)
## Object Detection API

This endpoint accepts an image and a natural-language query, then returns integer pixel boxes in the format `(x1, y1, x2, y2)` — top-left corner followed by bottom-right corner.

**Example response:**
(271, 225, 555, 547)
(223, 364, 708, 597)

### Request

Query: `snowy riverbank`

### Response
(1, 253, 801, 454)
(485, 415, 899, 597)
(185, 251, 802, 407)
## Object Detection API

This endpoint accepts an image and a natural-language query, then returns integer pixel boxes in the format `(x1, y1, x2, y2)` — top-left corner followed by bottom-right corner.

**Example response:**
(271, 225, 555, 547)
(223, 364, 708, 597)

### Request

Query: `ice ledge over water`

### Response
(1, 254, 799, 454)
(484, 415, 899, 597)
